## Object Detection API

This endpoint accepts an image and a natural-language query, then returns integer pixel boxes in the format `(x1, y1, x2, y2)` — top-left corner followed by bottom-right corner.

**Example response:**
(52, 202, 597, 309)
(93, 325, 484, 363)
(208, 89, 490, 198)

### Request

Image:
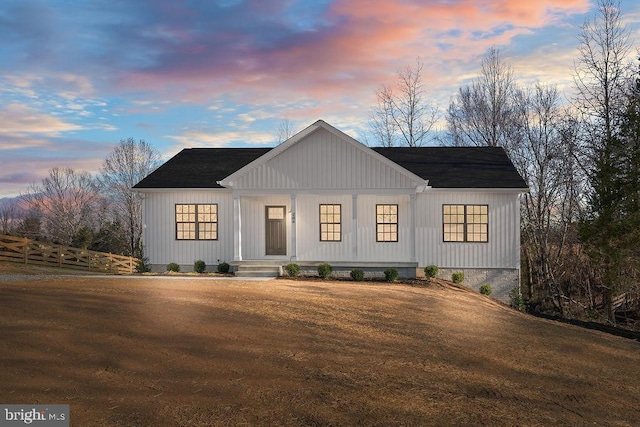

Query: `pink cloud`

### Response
(112, 0, 592, 108)
(0, 104, 82, 137)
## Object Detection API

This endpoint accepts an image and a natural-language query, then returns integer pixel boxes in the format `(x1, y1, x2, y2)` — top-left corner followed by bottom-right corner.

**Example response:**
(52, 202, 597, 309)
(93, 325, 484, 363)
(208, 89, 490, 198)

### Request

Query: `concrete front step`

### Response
(236, 265, 281, 271)
(235, 270, 279, 278)
(234, 264, 281, 278)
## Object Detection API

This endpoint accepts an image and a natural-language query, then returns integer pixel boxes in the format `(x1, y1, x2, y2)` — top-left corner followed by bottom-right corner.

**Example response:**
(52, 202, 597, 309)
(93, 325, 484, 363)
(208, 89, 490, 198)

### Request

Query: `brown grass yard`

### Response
(0, 268, 639, 426)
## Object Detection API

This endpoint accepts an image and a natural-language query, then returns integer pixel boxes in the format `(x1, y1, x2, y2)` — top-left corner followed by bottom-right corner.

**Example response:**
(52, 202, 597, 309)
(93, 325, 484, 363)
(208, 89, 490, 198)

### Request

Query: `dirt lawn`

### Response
(0, 272, 639, 426)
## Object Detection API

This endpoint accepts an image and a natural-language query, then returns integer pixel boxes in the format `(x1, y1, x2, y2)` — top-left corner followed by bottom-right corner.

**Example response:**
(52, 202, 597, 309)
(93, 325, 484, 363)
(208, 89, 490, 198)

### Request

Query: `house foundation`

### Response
(433, 268, 520, 303)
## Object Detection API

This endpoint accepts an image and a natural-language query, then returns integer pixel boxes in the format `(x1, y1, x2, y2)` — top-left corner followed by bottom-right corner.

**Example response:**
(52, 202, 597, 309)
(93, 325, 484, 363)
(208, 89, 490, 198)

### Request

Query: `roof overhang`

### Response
(427, 187, 529, 193)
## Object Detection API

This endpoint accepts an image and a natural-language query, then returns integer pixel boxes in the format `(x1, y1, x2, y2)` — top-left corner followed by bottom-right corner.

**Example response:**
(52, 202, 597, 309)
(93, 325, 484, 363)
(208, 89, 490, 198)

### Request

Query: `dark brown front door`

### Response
(265, 206, 286, 255)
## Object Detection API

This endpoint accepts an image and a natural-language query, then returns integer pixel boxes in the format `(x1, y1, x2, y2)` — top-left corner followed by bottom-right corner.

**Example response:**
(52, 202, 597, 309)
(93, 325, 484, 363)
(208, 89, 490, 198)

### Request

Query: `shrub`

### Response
(424, 265, 439, 279)
(284, 263, 300, 277)
(317, 263, 332, 279)
(136, 256, 151, 273)
(509, 287, 526, 311)
(167, 262, 180, 273)
(451, 271, 464, 283)
(194, 260, 206, 274)
(479, 284, 492, 296)
(217, 262, 230, 274)
(384, 268, 399, 283)
(350, 269, 365, 281)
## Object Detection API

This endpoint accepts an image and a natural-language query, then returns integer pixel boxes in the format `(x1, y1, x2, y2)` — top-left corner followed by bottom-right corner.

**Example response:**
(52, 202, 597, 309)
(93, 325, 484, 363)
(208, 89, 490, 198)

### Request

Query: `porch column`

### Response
(410, 193, 416, 262)
(233, 195, 242, 261)
(290, 194, 297, 261)
(352, 194, 358, 260)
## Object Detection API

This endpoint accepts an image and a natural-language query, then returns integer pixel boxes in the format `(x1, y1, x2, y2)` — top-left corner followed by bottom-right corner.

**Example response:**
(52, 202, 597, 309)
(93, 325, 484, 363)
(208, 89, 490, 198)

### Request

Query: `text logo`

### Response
(0, 405, 68, 427)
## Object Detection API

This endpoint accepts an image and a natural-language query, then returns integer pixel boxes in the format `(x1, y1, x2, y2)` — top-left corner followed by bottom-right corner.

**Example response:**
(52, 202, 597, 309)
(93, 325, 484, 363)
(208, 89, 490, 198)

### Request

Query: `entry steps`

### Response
(233, 262, 281, 278)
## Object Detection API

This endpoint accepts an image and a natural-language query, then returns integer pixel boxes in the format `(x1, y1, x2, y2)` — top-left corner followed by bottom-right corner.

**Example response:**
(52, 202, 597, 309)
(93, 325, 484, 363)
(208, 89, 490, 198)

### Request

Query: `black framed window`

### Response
(175, 204, 218, 240)
(320, 204, 341, 241)
(376, 204, 398, 242)
(443, 204, 488, 242)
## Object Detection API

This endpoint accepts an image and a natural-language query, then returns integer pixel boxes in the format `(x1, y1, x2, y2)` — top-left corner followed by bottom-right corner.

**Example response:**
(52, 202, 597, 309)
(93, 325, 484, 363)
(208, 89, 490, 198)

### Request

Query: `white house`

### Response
(133, 120, 528, 300)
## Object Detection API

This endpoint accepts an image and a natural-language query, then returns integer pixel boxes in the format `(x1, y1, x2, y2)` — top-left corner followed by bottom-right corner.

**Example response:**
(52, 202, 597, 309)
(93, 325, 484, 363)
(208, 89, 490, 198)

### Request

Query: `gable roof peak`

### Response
(218, 119, 428, 189)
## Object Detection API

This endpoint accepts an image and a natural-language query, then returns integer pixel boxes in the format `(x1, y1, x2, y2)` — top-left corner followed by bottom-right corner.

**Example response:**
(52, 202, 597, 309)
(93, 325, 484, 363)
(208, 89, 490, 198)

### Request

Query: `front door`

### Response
(265, 206, 286, 255)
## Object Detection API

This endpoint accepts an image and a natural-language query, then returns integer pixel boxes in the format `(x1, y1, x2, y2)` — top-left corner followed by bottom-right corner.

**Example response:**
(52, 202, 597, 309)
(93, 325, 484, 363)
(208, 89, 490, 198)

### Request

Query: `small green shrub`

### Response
(317, 263, 332, 279)
(479, 284, 492, 296)
(509, 287, 526, 311)
(167, 262, 180, 273)
(424, 265, 439, 279)
(217, 262, 230, 274)
(350, 269, 365, 282)
(136, 256, 151, 273)
(451, 271, 464, 283)
(284, 263, 300, 277)
(194, 260, 206, 274)
(384, 268, 399, 283)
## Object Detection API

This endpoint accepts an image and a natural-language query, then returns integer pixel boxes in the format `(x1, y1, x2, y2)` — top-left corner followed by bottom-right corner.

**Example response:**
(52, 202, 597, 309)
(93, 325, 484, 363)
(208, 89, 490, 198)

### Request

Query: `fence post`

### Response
(23, 237, 29, 265)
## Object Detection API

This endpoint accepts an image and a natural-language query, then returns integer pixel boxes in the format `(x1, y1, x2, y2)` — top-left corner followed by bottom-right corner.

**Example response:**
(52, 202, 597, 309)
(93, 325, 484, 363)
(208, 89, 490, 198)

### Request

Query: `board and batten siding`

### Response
(229, 127, 419, 191)
(141, 189, 520, 270)
(141, 190, 234, 268)
(415, 191, 520, 269)
(294, 194, 413, 263)
(356, 194, 412, 263)
(295, 194, 354, 262)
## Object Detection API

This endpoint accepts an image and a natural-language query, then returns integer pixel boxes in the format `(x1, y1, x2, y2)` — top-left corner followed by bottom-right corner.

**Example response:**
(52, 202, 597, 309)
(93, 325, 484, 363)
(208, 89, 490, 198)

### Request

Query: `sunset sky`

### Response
(1, 0, 640, 198)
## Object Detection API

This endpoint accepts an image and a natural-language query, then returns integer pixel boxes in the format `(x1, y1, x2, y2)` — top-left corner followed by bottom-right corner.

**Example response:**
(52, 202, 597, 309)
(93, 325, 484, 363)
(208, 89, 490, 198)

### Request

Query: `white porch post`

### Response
(233, 195, 242, 261)
(410, 193, 416, 262)
(352, 194, 358, 260)
(290, 194, 297, 261)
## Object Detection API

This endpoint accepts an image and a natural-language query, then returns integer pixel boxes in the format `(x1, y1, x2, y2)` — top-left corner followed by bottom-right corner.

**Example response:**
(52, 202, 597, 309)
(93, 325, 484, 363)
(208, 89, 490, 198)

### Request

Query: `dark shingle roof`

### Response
(133, 148, 272, 189)
(372, 146, 527, 188)
(133, 146, 527, 190)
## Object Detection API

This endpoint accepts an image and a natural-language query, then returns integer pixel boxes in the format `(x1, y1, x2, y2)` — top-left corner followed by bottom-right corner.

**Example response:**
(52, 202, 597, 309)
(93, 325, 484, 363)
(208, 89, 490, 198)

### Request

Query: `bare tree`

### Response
(99, 138, 161, 257)
(0, 199, 20, 235)
(276, 118, 295, 144)
(512, 85, 585, 311)
(23, 167, 101, 246)
(370, 57, 438, 147)
(573, 0, 631, 157)
(369, 85, 397, 147)
(447, 47, 519, 152)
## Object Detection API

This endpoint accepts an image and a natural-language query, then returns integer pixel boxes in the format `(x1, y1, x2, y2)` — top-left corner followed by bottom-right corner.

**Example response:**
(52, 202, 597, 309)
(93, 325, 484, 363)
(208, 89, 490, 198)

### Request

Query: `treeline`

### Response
(0, 138, 160, 259)
(370, 0, 639, 327)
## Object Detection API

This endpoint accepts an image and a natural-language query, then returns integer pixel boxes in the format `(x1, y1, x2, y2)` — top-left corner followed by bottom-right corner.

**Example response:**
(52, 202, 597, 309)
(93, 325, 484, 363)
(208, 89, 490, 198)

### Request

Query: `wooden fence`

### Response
(0, 234, 137, 274)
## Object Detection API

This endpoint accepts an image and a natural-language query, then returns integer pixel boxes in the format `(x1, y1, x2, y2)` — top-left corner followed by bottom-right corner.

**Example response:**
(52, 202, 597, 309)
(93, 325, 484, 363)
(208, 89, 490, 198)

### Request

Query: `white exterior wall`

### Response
(295, 194, 354, 262)
(356, 194, 412, 263)
(293, 191, 520, 268)
(141, 190, 234, 269)
(228, 127, 421, 191)
(415, 191, 520, 269)
(140, 189, 521, 272)
(140, 187, 522, 300)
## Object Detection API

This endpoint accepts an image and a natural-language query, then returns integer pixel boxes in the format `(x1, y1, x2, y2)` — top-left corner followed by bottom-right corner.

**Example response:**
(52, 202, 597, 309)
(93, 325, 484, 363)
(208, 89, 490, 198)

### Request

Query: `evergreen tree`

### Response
(580, 59, 640, 322)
